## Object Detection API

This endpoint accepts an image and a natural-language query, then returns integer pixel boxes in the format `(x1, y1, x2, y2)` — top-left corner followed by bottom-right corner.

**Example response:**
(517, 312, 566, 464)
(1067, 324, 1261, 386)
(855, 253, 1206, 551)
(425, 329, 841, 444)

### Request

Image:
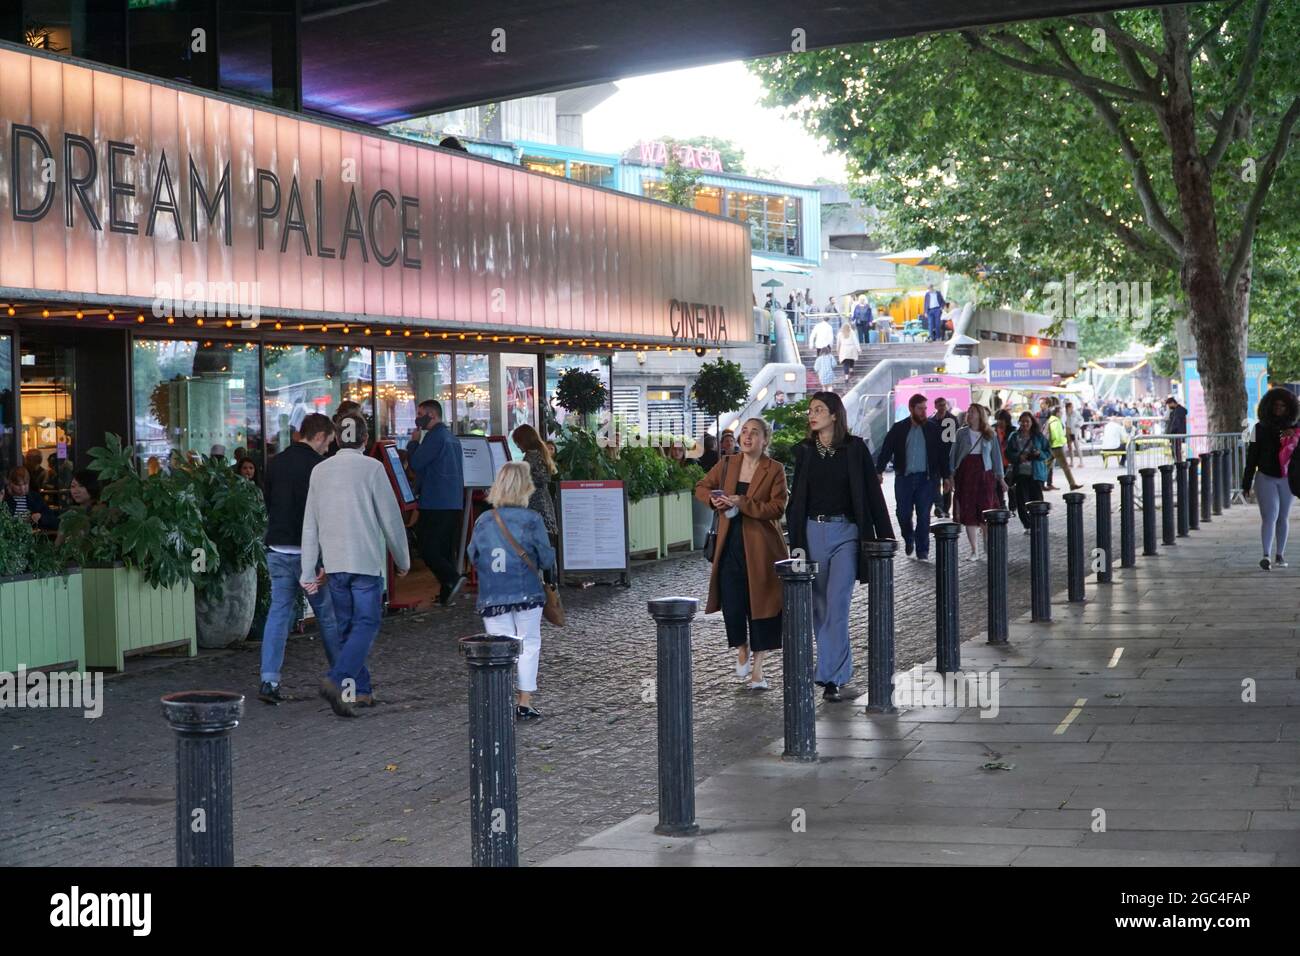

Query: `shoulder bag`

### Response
(702, 455, 733, 563)
(492, 510, 564, 627)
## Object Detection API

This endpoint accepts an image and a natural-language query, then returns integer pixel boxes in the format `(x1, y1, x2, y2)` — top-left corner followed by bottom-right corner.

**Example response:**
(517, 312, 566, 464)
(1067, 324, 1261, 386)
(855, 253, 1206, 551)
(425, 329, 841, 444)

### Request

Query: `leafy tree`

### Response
(752, 2, 1300, 430)
(660, 137, 703, 207)
(1077, 313, 1135, 364)
(690, 358, 750, 436)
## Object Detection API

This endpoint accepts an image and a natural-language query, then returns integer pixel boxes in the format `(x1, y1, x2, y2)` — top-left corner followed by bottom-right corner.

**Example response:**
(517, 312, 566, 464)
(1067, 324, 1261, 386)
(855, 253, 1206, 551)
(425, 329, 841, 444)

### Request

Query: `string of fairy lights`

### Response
(2, 303, 725, 356)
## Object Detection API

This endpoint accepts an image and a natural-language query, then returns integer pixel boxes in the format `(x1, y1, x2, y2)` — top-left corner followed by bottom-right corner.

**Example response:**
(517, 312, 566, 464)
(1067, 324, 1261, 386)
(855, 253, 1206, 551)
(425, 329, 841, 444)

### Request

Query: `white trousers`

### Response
(483, 607, 544, 693)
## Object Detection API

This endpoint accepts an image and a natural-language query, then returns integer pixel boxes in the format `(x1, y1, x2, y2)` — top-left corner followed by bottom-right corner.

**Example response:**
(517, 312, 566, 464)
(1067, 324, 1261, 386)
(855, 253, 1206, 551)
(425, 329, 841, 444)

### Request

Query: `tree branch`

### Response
(964, 29, 1160, 103)
(1225, 94, 1300, 292)
(1083, 202, 1181, 272)
(1206, 0, 1271, 172)
(1190, 0, 1249, 56)
(1077, 12, 1172, 77)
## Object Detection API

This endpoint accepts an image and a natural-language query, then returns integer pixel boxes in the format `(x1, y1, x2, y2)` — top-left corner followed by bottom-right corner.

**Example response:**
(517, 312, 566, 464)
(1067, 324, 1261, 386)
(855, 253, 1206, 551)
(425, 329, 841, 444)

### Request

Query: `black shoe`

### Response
(439, 575, 468, 606)
(1260, 557, 1271, 571)
(905, 540, 915, 557)
(319, 678, 357, 717)
(516, 705, 542, 721)
(258, 681, 284, 705)
(823, 682, 842, 702)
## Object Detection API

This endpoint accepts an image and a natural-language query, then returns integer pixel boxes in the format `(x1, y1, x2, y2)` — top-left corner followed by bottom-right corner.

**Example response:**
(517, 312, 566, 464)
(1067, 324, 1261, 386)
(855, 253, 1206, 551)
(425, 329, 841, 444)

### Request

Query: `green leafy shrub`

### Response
(614, 445, 671, 503)
(554, 367, 609, 417)
(0, 510, 64, 578)
(663, 460, 705, 495)
(764, 397, 810, 485)
(691, 358, 750, 431)
(553, 422, 617, 481)
(172, 455, 269, 604)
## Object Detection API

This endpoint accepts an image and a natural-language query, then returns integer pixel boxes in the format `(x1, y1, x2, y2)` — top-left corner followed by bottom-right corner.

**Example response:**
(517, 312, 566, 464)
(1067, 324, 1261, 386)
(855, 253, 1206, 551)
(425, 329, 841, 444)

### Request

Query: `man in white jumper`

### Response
(301, 412, 410, 717)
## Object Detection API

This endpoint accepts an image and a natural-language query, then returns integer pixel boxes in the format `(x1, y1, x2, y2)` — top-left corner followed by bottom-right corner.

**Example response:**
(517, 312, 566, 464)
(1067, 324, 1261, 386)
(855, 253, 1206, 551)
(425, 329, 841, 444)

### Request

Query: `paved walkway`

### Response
(545, 499, 1300, 866)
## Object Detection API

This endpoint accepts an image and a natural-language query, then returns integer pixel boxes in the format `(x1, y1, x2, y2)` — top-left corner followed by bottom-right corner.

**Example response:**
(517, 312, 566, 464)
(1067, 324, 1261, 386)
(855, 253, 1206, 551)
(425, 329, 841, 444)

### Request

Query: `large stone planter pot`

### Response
(196, 565, 258, 649)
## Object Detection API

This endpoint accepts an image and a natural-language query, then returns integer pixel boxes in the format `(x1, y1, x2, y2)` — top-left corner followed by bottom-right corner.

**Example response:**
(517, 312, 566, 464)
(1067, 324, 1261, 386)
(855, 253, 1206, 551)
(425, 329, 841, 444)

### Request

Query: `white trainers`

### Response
(749, 678, 770, 691)
(1274, 555, 1289, 568)
(735, 658, 752, 679)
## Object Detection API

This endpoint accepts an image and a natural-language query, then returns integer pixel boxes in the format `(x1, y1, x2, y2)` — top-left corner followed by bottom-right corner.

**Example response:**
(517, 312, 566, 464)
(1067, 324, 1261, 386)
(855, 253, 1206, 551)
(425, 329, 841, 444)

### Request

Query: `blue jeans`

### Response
(260, 550, 340, 685)
(326, 572, 384, 696)
(895, 473, 937, 559)
(806, 520, 859, 687)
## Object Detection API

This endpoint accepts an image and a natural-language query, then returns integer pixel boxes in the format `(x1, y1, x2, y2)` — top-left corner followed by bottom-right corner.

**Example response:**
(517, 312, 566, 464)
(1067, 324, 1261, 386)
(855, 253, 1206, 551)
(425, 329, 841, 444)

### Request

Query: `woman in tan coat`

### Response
(694, 417, 789, 690)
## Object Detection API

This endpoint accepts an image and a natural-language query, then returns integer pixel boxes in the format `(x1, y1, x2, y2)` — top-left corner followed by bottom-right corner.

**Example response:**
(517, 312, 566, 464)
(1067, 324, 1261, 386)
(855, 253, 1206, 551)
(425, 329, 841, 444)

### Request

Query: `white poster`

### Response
(461, 436, 494, 488)
(559, 480, 628, 572)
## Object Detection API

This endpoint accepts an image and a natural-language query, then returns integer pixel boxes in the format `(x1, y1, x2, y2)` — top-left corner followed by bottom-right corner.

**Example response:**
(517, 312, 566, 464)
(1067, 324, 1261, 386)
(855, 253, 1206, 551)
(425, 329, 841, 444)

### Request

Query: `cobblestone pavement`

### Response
(2, 463, 1129, 866)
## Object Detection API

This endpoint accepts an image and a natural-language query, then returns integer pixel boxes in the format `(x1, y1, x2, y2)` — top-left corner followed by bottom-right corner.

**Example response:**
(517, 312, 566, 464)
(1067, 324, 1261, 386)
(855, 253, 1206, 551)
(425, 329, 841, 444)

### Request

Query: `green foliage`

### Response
(59, 434, 215, 591)
(553, 423, 617, 481)
(613, 445, 671, 503)
(660, 138, 703, 207)
(171, 455, 269, 604)
(663, 460, 705, 495)
(763, 398, 810, 483)
(554, 367, 609, 417)
(690, 359, 750, 421)
(0, 511, 64, 578)
(1076, 314, 1134, 364)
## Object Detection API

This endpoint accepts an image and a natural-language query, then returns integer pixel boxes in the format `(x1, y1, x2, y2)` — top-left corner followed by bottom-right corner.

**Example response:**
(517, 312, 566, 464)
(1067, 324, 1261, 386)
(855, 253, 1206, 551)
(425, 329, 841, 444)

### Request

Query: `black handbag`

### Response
(702, 456, 733, 562)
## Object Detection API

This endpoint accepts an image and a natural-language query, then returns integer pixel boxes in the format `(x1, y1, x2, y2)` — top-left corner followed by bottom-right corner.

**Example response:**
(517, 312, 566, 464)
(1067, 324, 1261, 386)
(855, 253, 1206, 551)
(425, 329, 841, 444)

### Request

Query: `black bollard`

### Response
(775, 559, 819, 759)
(160, 691, 244, 867)
(1188, 457, 1200, 531)
(1139, 467, 1158, 556)
(1211, 450, 1224, 515)
(1175, 460, 1190, 537)
(648, 597, 700, 836)
(459, 634, 522, 867)
(1027, 500, 1052, 622)
(1199, 451, 1213, 523)
(1093, 483, 1113, 584)
(1158, 464, 1176, 547)
(862, 541, 898, 713)
(932, 522, 962, 673)
(1064, 492, 1086, 602)
(1117, 474, 1137, 568)
(984, 509, 1011, 644)
(1221, 445, 1234, 510)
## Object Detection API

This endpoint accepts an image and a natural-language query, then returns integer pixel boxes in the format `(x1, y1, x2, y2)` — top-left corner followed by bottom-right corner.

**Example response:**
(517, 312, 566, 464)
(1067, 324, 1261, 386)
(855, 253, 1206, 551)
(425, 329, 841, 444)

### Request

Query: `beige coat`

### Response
(694, 455, 789, 619)
(837, 329, 861, 363)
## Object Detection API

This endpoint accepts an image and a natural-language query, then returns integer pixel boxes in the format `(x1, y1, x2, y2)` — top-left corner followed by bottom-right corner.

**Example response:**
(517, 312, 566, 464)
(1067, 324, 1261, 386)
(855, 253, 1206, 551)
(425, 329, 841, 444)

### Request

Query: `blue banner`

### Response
(986, 358, 1054, 383)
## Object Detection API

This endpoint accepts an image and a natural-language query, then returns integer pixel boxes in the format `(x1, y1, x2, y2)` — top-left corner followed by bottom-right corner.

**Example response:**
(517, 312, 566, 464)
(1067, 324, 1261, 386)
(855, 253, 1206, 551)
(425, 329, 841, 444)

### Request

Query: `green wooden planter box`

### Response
(660, 491, 694, 552)
(82, 565, 197, 672)
(627, 495, 664, 558)
(0, 570, 86, 672)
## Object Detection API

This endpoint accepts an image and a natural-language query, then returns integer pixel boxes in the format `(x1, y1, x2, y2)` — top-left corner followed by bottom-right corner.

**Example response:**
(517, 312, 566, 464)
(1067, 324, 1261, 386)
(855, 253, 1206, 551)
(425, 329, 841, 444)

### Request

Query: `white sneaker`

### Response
(735, 658, 752, 679)
(749, 678, 770, 691)
(968, 552, 979, 562)
(1275, 555, 1289, 568)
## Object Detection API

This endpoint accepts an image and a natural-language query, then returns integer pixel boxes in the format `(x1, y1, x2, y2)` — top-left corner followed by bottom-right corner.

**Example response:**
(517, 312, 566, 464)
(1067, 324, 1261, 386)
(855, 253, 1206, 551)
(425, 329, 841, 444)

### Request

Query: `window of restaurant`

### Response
(375, 350, 453, 443)
(646, 388, 687, 436)
(132, 339, 263, 468)
(724, 190, 802, 258)
(545, 353, 609, 430)
(642, 179, 723, 217)
(522, 155, 566, 179)
(455, 353, 491, 435)
(262, 344, 372, 458)
(570, 161, 614, 188)
(18, 332, 75, 506)
(0, 334, 14, 475)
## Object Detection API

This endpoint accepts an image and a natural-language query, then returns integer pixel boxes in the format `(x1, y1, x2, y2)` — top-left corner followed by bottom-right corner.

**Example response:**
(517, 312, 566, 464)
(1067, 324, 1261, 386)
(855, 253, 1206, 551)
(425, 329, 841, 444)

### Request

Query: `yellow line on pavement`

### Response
(1054, 698, 1087, 735)
(1107, 647, 1124, 668)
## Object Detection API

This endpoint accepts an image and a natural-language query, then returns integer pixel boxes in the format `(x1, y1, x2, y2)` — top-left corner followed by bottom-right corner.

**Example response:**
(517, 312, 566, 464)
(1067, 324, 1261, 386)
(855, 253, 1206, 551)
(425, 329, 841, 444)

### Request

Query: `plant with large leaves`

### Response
(170, 453, 269, 605)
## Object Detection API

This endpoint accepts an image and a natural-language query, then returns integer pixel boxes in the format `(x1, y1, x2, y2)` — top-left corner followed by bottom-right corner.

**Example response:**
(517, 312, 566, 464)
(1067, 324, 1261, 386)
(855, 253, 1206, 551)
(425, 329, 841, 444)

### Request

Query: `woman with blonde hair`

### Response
(467, 460, 557, 721)
(511, 423, 557, 536)
(949, 402, 1008, 560)
(837, 320, 861, 379)
(695, 417, 789, 689)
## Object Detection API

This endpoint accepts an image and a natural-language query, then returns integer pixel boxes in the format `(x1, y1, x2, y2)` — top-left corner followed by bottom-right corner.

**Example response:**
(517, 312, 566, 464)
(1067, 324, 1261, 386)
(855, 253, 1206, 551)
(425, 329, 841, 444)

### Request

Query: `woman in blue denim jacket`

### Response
(468, 461, 556, 721)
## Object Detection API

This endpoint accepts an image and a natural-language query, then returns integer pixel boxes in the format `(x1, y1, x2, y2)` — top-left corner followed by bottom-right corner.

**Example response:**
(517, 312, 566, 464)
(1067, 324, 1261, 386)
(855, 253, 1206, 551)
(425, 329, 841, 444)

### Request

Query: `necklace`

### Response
(815, 436, 837, 458)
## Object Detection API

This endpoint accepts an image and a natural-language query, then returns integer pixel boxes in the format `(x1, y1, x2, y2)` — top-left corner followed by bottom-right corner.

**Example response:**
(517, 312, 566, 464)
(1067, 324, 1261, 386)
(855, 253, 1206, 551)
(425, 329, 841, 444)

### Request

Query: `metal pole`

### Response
(1093, 483, 1113, 584)
(932, 521, 961, 673)
(1158, 463, 1176, 547)
(1199, 451, 1213, 523)
(862, 541, 898, 713)
(1221, 443, 1234, 510)
(1028, 500, 1052, 622)
(459, 634, 521, 867)
(1211, 450, 1224, 515)
(160, 691, 245, 867)
(1064, 492, 1086, 602)
(1175, 460, 1190, 537)
(984, 509, 1011, 644)
(1187, 456, 1200, 531)
(647, 597, 700, 836)
(1139, 467, 1158, 556)
(1117, 474, 1136, 568)
(775, 560, 819, 760)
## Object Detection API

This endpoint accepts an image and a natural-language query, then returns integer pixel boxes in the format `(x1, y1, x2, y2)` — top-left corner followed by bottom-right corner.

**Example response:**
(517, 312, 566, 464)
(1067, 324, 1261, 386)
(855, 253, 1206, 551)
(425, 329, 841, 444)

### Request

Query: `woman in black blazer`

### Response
(787, 391, 894, 701)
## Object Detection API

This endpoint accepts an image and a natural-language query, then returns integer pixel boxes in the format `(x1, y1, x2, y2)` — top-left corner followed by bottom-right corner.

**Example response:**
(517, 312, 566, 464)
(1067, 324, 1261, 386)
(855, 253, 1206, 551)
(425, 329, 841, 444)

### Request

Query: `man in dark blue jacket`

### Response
(875, 393, 951, 561)
(408, 399, 467, 606)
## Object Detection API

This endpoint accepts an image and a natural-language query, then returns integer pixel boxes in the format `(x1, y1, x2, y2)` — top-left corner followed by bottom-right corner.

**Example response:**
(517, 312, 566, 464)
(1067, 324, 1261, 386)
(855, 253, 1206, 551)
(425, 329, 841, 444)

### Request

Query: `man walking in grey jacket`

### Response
(301, 412, 410, 717)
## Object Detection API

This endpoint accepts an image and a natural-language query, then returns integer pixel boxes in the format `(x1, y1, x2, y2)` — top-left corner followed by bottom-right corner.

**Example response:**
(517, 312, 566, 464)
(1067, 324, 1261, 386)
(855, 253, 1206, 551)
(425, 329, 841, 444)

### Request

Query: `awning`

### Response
(752, 254, 813, 276)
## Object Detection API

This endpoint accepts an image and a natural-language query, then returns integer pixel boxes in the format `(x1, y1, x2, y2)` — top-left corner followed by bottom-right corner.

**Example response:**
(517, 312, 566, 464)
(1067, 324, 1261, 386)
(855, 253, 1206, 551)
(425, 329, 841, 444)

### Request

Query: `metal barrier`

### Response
(1126, 433, 1245, 504)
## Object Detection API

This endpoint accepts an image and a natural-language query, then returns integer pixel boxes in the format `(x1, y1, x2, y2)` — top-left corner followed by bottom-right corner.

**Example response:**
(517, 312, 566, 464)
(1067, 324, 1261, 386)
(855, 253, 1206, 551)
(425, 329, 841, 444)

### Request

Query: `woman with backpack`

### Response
(1242, 387, 1300, 571)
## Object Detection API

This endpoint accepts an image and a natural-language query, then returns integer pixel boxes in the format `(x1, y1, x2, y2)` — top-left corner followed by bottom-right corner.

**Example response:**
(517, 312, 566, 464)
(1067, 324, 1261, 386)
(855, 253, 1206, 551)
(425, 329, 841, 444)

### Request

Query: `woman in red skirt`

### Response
(948, 403, 1009, 560)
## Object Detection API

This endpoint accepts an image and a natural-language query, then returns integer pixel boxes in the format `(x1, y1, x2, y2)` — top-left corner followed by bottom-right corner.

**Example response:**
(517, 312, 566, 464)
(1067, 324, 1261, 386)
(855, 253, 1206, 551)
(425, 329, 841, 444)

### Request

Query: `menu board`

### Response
(558, 480, 629, 575)
(488, 437, 510, 476)
(384, 445, 416, 505)
(460, 436, 495, 488)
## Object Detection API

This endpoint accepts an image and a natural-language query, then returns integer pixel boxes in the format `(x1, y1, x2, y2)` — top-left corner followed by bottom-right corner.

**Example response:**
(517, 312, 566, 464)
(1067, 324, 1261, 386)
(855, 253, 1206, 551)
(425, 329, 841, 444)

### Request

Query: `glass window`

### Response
(262, 344, 372, 458)
(522, 155, 566, 179)
(570, 161, 613, 188)
(724, 189, 802, 257)
(376, 350, 452, 443)
(19, 333, 76, 506)
(545, 353, 609, 430)
(455, 354, 490, 435)
(132, 338, 262, 470)
(219, 0, 299, 109)
(0, 334, 13, 476)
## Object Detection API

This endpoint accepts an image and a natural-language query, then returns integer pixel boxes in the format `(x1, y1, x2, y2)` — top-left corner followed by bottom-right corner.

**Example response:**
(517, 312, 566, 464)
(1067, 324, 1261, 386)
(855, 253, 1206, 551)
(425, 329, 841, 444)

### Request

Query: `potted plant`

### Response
(173, 455, 269, 648)
(691, 357, 750, 440)
(659, 455, 703, 553)
(0, 511, 85, 672)
(59, 435, 209, 671)
(554, 367, 609, 431)
(614, 444, 670, 558)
